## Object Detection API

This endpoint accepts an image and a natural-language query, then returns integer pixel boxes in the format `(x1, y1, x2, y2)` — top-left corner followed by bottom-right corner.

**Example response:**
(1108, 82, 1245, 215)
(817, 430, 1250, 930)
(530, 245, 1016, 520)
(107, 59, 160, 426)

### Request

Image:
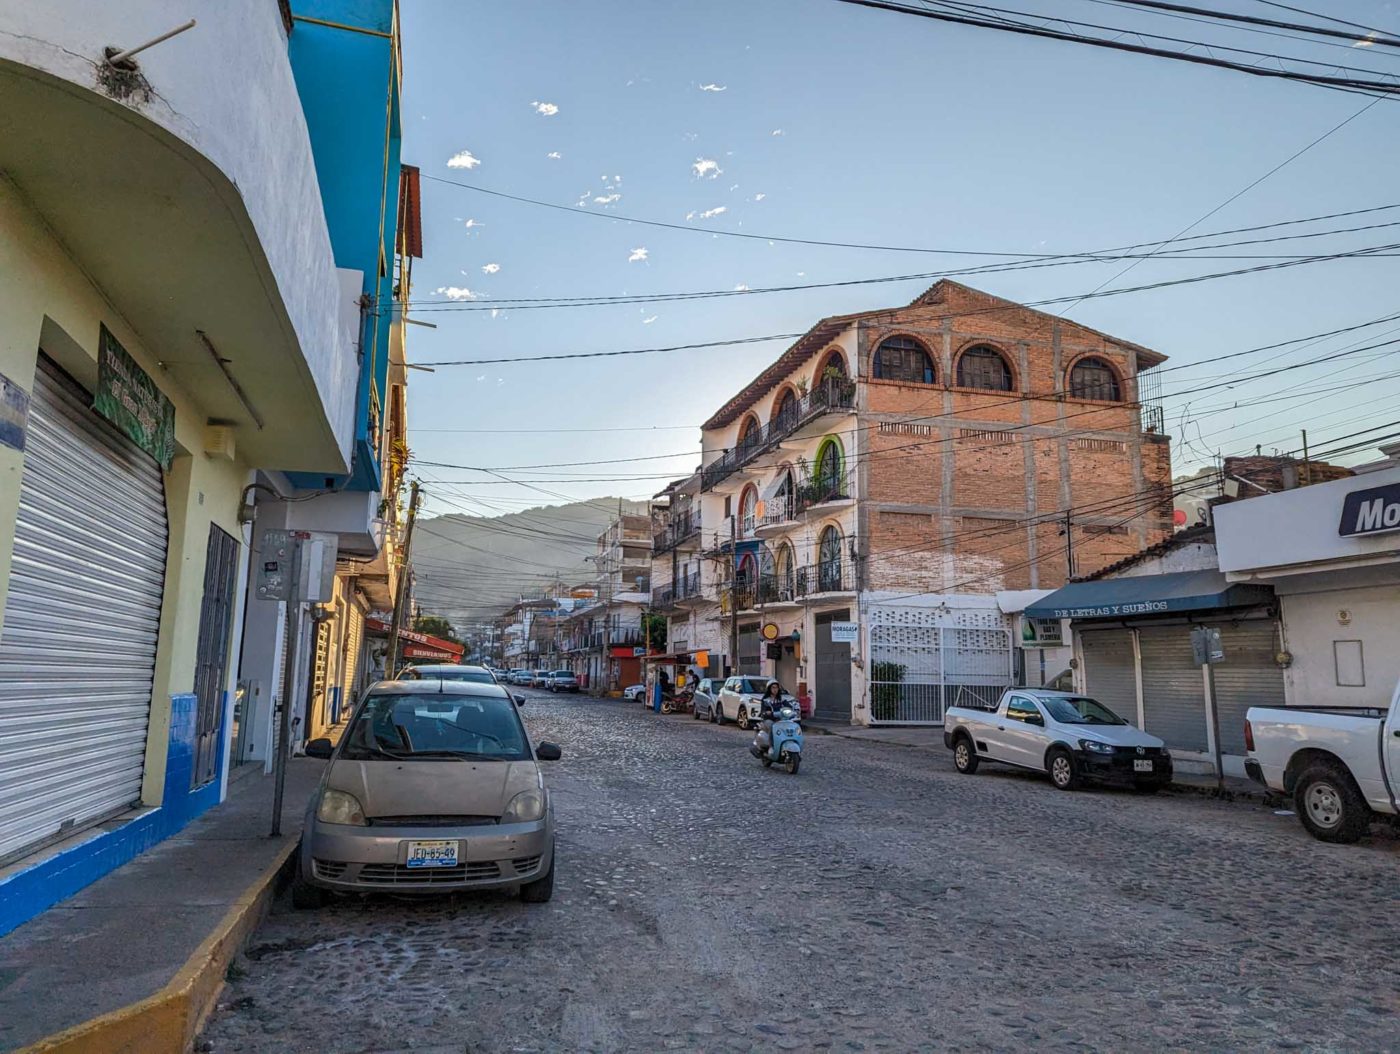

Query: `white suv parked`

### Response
(715, 676, 795, 730)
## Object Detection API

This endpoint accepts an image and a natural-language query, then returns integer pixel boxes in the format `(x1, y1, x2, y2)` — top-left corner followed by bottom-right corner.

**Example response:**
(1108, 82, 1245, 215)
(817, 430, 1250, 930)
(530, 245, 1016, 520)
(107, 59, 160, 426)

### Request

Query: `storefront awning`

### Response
(1023, 570, 1273, 621)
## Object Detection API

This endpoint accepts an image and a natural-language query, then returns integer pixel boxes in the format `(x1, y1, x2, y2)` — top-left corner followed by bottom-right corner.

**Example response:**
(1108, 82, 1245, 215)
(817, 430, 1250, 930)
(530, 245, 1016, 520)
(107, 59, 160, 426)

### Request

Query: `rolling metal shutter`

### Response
(1211, 620, 1285, 756)
(1137, 626, 1209, 753)
(1079, 629, 1138, 724)
(0, 359, 168, 864)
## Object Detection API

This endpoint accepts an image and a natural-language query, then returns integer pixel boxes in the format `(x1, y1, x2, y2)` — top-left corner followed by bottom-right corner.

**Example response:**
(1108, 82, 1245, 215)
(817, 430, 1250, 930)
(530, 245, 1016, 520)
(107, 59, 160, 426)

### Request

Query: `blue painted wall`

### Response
(0, 694, 227, 938)
(286, 0, 402, 493)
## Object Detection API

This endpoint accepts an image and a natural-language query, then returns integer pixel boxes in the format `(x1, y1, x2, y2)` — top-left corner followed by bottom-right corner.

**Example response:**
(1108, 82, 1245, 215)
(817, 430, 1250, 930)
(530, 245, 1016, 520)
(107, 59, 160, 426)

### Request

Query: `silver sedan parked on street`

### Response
(297, 680, 562, 906)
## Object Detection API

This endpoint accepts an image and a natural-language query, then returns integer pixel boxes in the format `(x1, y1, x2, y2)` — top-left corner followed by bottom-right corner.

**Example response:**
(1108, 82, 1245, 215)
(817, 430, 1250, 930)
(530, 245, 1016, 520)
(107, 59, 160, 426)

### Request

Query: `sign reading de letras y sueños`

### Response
(1339, 481, 1400, 539)
(93, 324, 175, 469)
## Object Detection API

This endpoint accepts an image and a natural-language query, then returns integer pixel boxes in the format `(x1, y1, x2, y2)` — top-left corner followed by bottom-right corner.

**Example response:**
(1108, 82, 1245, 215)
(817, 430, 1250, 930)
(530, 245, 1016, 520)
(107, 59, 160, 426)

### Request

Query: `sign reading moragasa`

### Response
(1338, 481, 1400, 538)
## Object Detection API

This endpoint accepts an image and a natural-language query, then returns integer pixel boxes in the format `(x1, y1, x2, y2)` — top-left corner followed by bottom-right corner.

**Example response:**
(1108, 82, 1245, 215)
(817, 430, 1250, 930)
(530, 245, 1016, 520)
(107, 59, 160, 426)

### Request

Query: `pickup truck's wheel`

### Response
(952, 735, 979, 774)
(1294, 764, 1370, 843)
(1047, 747, 1080, 791)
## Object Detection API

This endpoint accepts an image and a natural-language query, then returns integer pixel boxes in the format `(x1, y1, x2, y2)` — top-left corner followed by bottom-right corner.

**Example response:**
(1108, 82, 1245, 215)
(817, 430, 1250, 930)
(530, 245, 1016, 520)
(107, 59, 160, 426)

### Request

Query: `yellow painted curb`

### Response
(19, 839, 299, 1054)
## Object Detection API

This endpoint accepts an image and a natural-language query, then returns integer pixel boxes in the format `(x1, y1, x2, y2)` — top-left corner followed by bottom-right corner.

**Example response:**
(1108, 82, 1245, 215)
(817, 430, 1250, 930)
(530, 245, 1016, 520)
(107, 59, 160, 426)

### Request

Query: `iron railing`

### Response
(794, 558, 853, 597)
(794, 468, 854, 515)
(653, 510, 700, 555)
(701, 377, 856, 491)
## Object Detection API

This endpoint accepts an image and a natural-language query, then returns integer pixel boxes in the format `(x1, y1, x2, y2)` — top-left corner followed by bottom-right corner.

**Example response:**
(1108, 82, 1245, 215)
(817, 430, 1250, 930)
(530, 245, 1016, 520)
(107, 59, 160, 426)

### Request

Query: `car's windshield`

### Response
(340, 693, 531, 760)
(1040, 695, 1128, 725)
(738, 678, 776, 694)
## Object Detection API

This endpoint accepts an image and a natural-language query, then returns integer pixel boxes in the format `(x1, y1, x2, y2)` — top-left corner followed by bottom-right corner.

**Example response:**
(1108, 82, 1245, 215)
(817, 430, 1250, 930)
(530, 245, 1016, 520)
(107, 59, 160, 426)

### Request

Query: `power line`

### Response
(1250, 1, 1400, 40)
(1104, 0, 1400, 48)
(829, 0, 1400, 95)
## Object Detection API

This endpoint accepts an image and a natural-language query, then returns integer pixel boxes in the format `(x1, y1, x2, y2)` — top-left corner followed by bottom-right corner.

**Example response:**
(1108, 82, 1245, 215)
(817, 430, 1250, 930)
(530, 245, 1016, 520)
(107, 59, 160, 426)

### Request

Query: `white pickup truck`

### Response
(943, 688, 1173, 792)
(1245, 679, 1400, 843)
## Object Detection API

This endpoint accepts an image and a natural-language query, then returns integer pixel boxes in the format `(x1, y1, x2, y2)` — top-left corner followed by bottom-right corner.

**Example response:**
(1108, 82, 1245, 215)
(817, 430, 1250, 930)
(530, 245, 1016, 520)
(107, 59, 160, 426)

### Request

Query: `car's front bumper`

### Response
(301, 815, 553, 894)
(1074, 750, 1174, 785)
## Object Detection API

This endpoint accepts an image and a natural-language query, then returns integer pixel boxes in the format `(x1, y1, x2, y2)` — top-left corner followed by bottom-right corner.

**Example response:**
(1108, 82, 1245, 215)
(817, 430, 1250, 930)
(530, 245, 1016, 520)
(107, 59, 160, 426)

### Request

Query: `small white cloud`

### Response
(733, 283, 749, 291)
(699, 83, 727, 92)
(683, 131, 699, 142)
(482, 263, 501, 275)
(476, 374, 486, 382)
(491, 309, 503, 320)
(594, 193, 621, 205)
(435, 286, 479, 301)
(699, 206, 727, 219)
(531, 100, 560, 116)
(729, 183, 740, 191)
(753, 193, 766, 202)
(1354, 31, 1379, 47)
(797, 271, 806, 277)
(642, 315, 658, 324)
(496, 375, 506, 383)
(464, 218, 483, 230)
(628, 247, 649, 262)
(547, 151, 562, 160)
(447, 149, 482, 169)
(693, 157, 722, 179)
(685, 211, 696, 221)
(771, 128, 784, 136)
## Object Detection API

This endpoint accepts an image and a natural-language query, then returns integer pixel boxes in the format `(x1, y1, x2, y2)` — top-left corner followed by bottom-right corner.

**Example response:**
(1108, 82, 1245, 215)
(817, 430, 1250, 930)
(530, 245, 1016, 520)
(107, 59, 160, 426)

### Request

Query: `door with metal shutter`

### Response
(1137, 626, 1209, 753)
(0, 358, 168, 864)
(1211, 621, 1285, 756)
(1079, 629, 1138, 725)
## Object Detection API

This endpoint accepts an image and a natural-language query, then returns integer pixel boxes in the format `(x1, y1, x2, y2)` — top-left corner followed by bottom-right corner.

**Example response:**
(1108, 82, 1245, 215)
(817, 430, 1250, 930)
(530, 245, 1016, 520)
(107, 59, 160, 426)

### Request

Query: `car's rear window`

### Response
(551, 670, 573, 677)
(438, 670, 494, 684)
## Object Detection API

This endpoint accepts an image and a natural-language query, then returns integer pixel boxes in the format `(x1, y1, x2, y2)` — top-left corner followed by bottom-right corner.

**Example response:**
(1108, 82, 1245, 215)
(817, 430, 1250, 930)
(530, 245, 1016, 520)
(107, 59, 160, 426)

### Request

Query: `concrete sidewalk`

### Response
(0, 759, 323, 1053)
(809, 723, 1278, 802)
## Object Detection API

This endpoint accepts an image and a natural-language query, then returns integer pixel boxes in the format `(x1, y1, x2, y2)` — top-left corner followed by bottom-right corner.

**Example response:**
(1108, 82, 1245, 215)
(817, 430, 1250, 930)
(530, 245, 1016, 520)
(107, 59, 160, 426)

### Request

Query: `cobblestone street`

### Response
(202, 691, 1400, 1053)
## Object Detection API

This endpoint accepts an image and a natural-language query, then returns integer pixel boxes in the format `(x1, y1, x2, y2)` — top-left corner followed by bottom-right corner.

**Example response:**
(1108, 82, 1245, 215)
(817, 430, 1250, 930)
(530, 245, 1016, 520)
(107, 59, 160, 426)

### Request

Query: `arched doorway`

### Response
(818, 525, 844, 593)
(738, 484, 758, 537)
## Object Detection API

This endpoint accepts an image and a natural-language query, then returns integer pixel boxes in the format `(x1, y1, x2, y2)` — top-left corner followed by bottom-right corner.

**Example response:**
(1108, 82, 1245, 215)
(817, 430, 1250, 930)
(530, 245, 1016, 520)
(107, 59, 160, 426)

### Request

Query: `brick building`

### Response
(655, 279, 1173, 726)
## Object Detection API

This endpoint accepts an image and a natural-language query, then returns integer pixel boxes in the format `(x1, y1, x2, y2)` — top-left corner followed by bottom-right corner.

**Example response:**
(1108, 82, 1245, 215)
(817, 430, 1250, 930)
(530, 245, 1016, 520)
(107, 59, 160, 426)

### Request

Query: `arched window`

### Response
(773, 387, 798, 432)
(873, 336, 935, 385)
(957, 345, 1013, 392)
(813, 439, 844, 503)
(817, 350, 848, 380)
(738, 414, 762, 453)
(739, 484, 758, 536)
(818, 526, 843, 592)
(1069, 357, 1122, 401)
(775, 542, 795, 597)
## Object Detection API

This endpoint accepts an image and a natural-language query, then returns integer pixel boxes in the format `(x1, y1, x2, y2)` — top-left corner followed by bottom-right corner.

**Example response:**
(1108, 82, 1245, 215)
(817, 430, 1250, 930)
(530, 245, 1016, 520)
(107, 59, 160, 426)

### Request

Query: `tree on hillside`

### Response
(413, 614, 458, 641)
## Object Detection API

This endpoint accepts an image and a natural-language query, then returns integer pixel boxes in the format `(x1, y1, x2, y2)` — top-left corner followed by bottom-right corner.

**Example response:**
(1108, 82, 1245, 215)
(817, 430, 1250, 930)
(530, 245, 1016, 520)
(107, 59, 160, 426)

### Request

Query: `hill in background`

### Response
(412, 497, 648, 630)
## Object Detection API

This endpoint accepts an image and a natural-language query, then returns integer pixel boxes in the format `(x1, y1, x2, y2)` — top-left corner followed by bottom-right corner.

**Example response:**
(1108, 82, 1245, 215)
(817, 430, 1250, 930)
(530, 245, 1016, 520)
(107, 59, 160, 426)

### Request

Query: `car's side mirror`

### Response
(513, 694, 526, 706)
(536, 742, 562, 761)
(305, 737, 334, 759)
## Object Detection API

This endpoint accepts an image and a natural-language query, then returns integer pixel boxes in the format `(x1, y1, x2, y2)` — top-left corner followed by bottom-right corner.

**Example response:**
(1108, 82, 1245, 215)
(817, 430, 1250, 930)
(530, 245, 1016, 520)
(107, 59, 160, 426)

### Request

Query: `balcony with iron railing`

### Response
(701, 377, 856, 491)
(653, 510, 701, 555)
(794, 468, 855, 516)
(794, 558, 855, 597)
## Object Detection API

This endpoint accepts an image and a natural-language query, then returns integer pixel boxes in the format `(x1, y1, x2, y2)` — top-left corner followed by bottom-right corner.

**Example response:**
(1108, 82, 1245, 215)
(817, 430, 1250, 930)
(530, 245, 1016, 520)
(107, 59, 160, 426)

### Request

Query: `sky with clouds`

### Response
(400, 0, 1400, 519)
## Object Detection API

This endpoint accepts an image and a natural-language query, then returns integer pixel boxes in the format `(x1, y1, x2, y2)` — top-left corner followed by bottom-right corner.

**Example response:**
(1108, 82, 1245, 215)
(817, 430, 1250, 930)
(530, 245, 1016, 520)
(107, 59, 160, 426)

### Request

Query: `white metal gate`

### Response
(0, 358, 168, 864)
(869, 607, 1013, 724)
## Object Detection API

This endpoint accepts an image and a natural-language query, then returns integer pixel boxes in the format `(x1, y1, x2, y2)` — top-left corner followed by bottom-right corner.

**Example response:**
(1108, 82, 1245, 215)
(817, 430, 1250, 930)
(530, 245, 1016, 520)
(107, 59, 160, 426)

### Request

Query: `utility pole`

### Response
(386, 480, 421, 678)
(728, 511, 739, 677)
(1301, 429, 1311, 486)
(1062, 510, 1077, 580)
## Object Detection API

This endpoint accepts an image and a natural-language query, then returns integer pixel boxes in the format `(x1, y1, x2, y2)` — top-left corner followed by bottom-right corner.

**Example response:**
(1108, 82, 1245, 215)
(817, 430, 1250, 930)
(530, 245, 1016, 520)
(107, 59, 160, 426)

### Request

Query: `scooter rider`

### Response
(754, 681, 788, 755)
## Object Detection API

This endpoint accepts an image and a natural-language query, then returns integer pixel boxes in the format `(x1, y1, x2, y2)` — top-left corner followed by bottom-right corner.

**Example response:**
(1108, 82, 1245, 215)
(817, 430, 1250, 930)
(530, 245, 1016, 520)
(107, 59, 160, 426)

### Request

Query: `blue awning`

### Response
(1023, 570, 1273, 621)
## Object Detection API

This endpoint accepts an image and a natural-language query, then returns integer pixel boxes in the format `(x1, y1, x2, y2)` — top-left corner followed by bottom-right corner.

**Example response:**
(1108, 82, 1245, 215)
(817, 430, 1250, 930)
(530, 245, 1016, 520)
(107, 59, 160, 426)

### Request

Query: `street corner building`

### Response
(649, 280, 1175, 726)
(0, 0, 421, 937)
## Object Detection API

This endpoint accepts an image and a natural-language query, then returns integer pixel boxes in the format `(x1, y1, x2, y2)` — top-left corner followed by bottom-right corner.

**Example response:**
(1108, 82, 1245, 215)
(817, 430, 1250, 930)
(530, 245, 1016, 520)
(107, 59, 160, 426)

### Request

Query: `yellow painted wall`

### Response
(0, 177, 251, 806)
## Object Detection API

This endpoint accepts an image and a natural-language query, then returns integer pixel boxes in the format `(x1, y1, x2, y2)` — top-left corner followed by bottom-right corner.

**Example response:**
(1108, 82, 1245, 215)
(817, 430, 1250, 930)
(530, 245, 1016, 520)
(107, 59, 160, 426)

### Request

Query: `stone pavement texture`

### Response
(0, 759, 323, 1052)
(203, 692, 1399, 1053)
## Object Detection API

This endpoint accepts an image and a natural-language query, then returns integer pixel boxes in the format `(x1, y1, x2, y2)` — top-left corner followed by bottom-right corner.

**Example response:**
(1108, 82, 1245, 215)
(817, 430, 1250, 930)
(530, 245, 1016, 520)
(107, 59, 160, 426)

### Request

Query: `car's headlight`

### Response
(1079, 739, 1116, 754)
(502, 788, 545, 823)
(316, 788, 367, 826)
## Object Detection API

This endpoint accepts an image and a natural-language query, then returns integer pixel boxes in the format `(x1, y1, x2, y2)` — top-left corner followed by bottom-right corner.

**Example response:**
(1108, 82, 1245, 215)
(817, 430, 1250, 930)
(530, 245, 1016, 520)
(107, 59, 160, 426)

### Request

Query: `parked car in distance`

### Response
(1245, 678, 1399, 843)
(297, 680, 562, 906)
(715, 677, 797, 730)
(691, 678, 722, 722)
(944, 689, 1173, 792)
(398, 664, 499, 686)
(545, 670, 579, 693)
(530, 669, 551, 688)
(508, 670, 532, 685)
(622, 683, 646, 701)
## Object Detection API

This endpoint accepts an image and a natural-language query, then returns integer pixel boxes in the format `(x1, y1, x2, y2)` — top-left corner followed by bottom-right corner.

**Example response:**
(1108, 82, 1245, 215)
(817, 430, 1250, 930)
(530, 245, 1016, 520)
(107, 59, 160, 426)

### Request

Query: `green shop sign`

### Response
(93, 324, 175, 469)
